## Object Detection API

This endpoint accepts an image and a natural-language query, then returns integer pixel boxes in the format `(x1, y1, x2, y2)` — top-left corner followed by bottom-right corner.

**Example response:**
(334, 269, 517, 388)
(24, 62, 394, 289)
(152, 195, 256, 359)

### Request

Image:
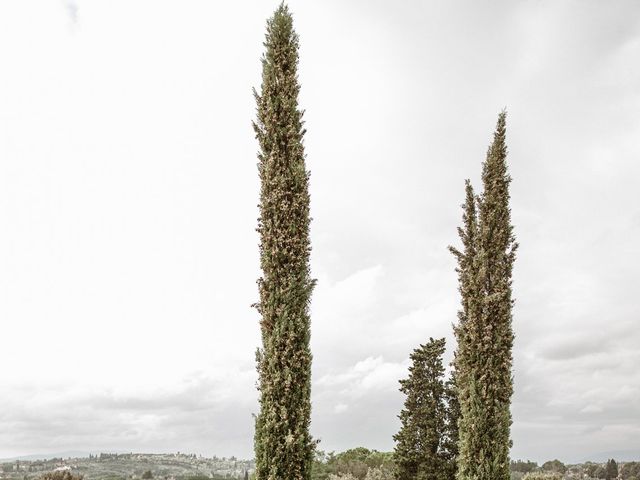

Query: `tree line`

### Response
(15, 454, 638, 480)
(308, 450, 634, 480)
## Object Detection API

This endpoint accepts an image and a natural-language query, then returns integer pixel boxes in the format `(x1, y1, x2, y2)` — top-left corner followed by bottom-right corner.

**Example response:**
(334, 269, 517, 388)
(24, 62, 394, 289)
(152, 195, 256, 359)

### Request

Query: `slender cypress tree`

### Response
(253, 5, 315, 480)
(451, 112, 517, 480)
(476, 111, 517, 480)
(448, 180, 479, 439)
(394, 338, 451, 480)
(449, 181, 482, 480)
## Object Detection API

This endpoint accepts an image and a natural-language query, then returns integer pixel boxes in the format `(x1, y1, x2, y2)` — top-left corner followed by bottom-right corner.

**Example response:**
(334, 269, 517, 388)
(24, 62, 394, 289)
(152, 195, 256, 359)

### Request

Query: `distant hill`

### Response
(0, 452, 253, 480)
(582, 449, 640, 463)
(0, 452, 94, 462)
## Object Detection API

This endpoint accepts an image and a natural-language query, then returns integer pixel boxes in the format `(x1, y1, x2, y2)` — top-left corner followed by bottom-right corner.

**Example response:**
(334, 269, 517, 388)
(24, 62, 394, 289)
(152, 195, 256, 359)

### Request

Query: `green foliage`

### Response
(510, 461, 538, 474)
(253, 4, 315, 480)
(443, 373, 461, 479)
(364, 467, 394, 480)
(311, 451, 333, 480)
(141, 471, 153, 480)
(522, 473, 561, 480)
(541, 460, 566, 474)
(39, 473, 77, 480)
(621, 462, 640, 480)
(334, 449, 393, 480)
(449, 181, 479, 480)
(328, 475, 358, 480)
(312, 449, 394, 480)
(606, 459, 618, 480)
(334, 449, 393, 471)
(394, 338, 456, 480)
(40, 473, 84, 480)
(585, 463, 602, 478)
(452, 112, 517, 480)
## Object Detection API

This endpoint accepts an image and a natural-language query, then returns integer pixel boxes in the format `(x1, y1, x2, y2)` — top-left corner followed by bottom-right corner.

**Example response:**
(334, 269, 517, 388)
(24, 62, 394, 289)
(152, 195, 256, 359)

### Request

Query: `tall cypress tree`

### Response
(451, 112, 517, 480)
(394, 338, 452, 480)
(476, 111, 517, 480)
(253, 5, 315, 480)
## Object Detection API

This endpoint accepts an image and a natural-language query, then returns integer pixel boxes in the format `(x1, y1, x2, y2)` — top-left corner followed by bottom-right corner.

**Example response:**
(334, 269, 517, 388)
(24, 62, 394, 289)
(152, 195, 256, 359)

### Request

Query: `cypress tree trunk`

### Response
(253, 5, 315, 480)
(443, 373, 461, 480)
(452, 112, 517, 480)
(394, 338, 450, 480)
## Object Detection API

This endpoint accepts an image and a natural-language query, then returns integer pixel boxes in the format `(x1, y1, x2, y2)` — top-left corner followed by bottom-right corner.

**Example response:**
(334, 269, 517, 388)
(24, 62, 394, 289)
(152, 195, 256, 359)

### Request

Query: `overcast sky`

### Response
(0, 0, 639, 465)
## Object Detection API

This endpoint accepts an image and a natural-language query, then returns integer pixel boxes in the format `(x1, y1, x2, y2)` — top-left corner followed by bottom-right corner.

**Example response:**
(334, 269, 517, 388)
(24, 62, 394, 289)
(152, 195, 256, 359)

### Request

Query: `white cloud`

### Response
(317, 356, 408, 396)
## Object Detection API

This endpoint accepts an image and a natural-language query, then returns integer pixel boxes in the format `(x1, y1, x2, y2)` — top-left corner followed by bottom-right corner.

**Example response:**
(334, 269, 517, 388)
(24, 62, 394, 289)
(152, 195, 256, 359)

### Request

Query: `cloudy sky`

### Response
(1, 0, 639, 465)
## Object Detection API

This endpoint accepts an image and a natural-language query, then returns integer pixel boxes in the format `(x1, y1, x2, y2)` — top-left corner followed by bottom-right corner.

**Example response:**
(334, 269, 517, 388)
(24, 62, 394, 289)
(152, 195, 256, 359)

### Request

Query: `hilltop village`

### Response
(0, 453, 253, 480)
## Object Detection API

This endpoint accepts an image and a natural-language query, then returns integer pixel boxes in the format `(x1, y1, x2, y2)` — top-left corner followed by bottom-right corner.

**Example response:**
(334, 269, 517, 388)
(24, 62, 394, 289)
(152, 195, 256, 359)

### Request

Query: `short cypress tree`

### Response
(253, 5, 315, 480)
(394, 338, 451, 480)
(451, 112, 517, 480)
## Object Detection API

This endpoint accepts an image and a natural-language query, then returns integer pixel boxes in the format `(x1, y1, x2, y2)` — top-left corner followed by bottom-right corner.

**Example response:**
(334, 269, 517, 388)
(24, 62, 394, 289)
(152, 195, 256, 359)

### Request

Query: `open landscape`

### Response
(0, 2, 638, 480)
(0, 453, 252, 480)
(1, 452, 640, 480)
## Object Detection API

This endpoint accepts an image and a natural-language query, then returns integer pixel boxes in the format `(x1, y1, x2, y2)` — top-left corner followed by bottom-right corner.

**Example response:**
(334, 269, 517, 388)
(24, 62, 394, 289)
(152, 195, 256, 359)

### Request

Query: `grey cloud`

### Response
(540, 341, 611, 362)
(0, 369, 257, 457)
